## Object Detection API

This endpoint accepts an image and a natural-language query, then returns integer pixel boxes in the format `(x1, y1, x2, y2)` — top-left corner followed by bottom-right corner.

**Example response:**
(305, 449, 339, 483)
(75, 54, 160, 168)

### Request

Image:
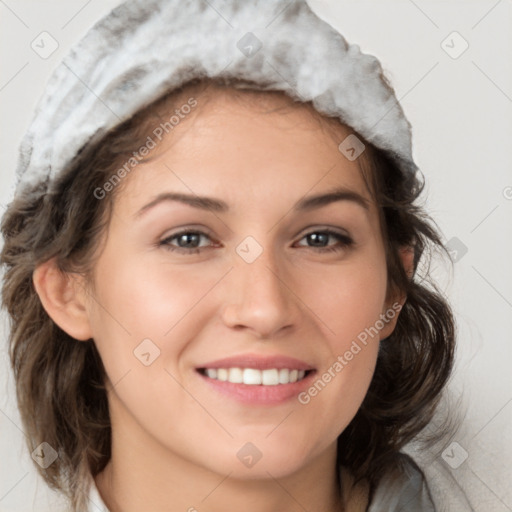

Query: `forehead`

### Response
(191, 84, 353, 145)
(115, 84, 376, 216)
(142, 81, 360, 157)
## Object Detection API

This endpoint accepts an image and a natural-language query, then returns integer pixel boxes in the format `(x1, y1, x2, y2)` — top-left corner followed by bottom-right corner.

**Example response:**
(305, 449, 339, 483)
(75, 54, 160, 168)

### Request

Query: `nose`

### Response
(220, 244, 301, 339)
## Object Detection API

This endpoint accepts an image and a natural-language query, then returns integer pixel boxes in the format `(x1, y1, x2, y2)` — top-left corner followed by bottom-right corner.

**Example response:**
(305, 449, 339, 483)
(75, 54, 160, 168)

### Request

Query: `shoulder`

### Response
(367, 453, 436, 512)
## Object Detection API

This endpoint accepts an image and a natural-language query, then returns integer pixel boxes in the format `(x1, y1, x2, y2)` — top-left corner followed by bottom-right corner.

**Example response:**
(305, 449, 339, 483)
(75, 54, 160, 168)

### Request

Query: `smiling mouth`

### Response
(197, 367, 314, 386)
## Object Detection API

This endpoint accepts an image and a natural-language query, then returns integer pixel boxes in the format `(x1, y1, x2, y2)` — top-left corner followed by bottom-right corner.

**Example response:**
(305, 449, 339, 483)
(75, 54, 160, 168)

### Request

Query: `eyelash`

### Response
(159, 228, 354, 255)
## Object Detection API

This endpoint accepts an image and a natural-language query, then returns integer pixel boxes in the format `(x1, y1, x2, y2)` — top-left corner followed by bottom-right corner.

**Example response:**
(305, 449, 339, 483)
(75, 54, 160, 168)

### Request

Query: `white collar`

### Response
(86, 478, 110, 512)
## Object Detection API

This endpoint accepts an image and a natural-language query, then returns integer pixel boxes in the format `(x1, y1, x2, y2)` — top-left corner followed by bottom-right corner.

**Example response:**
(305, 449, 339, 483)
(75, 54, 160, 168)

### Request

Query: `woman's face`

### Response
(83, 88, 399, 480)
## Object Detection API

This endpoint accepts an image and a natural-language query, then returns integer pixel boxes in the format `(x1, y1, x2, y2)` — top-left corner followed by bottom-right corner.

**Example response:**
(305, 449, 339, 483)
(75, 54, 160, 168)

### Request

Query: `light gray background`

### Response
(1, 1, 511, 511)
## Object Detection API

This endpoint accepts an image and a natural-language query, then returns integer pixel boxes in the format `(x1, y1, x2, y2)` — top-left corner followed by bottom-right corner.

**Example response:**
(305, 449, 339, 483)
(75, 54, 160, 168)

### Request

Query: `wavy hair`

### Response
(1, 77, 455, 511)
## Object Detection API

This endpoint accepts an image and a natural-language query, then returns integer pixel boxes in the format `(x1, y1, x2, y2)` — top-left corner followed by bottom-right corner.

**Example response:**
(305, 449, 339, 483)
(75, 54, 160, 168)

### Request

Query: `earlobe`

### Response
(399, 245, 415, 280)
(380, 245, 415, 340)
(393, 245, 415, 305)
(32, 258, 93, 341)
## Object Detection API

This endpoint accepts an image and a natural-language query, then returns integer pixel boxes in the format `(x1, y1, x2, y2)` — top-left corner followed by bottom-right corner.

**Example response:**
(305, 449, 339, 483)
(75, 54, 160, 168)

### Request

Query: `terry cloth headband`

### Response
(13, 0, 419, 200)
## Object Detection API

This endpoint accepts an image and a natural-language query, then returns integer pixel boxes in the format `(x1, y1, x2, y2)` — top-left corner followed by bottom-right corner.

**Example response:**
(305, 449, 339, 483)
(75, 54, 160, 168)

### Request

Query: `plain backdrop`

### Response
(1, 1, 511, 511)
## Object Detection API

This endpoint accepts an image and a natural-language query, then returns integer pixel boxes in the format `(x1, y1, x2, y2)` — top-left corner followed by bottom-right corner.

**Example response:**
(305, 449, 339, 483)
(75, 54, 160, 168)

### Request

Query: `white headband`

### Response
(14, 0, 418, 199)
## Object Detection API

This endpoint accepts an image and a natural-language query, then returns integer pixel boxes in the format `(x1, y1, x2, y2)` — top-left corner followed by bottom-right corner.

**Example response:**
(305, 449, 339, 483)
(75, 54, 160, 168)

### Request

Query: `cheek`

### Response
(89, 252, 217, 339)
(85, 254, 209, 393)
(300, 255, 388, 349)
(293, 256, 387, 425)
(84, 255, 224, 436)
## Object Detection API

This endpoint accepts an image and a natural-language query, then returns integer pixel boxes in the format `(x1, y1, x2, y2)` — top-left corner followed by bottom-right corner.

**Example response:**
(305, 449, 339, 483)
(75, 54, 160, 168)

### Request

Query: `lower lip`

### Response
(196, 370, 317, 405)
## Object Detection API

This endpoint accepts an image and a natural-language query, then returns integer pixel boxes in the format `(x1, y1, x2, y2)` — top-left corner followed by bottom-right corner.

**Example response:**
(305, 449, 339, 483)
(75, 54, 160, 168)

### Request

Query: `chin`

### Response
(199, 440, 314, 481)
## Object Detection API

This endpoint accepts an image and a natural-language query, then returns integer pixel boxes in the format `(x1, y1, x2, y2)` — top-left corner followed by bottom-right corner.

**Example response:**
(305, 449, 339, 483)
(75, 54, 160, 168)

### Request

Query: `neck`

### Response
(93, 391, 370, 512)
(94, 411, 348, 512)
(96, 458, 344, 512)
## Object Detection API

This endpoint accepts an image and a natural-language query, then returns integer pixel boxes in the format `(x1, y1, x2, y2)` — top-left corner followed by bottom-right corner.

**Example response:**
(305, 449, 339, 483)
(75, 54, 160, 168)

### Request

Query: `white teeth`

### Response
(217, 368, 228, 381)
(228, 367, 243, 383)
(243, 368, 262, 385)
(202, 367, 309, 385)
(262, 369, 279, 386)
(278, 368, 289, 384)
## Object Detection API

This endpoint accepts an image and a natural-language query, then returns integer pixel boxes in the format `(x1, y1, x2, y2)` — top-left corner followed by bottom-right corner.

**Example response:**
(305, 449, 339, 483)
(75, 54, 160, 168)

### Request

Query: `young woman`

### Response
(1, 1, 457, 510)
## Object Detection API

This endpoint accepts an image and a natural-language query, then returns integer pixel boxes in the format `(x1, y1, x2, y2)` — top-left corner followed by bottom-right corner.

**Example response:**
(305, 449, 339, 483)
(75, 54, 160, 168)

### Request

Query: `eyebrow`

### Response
(135, 186, 369, 217)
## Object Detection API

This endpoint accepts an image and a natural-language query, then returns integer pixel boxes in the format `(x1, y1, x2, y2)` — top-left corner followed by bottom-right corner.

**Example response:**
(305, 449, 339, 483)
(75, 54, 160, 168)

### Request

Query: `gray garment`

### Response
(367, 455, 436, 512)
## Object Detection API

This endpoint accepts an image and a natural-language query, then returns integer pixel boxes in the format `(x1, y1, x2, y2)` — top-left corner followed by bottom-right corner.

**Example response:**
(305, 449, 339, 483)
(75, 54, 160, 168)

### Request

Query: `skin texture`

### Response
(33, 88, 412, 512)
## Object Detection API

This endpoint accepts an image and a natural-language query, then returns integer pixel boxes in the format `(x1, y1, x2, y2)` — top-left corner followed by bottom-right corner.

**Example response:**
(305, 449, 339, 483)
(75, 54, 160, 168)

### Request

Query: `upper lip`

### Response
(197, 353, 315, 371)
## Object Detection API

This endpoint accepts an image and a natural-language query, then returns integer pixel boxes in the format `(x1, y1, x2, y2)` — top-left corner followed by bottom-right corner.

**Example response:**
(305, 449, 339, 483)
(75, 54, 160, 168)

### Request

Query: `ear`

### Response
(32, 258, 93, 341)
(379, 245, 415, 340)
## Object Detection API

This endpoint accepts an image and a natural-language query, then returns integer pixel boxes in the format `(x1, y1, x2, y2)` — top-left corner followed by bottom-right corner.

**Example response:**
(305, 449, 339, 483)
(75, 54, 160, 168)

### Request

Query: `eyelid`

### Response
(159, 225, 215, 241)
(295, 225, 352, 239)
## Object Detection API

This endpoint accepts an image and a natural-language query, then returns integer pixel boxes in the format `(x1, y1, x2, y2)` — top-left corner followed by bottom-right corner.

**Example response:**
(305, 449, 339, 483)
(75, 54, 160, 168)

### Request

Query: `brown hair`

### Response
(1, 77, 455, 511)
